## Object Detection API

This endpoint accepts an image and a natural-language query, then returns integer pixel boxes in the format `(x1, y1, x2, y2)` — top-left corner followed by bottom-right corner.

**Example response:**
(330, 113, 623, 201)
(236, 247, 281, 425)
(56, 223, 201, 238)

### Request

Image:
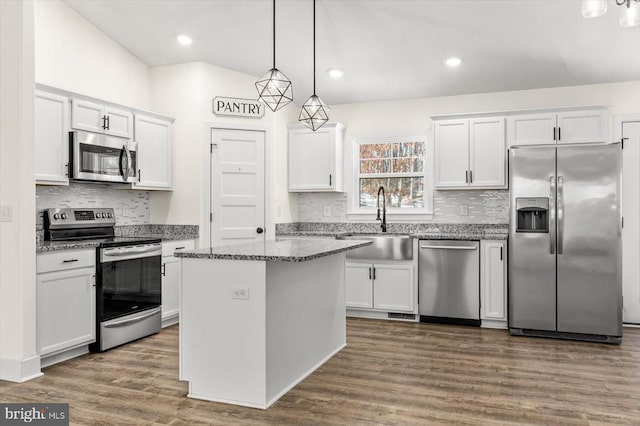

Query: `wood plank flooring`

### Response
(1, 319, 639, 425)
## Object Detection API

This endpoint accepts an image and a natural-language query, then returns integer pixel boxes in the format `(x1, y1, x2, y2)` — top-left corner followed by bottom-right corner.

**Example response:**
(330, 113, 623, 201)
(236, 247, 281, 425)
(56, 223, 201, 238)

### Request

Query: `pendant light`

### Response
(299, 0, 330, 131)
(581, 0, 640, 27)
(255, 0, 293, 112)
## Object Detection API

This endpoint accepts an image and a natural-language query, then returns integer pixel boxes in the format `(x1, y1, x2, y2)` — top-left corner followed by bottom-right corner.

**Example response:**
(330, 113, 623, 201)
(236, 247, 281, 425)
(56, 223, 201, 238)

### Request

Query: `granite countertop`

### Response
(175, 239, 373, 262)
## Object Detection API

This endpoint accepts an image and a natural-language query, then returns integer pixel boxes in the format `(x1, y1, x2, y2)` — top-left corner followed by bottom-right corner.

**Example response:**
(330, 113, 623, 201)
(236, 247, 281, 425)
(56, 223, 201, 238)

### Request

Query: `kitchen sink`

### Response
(335, 234, 413, 260)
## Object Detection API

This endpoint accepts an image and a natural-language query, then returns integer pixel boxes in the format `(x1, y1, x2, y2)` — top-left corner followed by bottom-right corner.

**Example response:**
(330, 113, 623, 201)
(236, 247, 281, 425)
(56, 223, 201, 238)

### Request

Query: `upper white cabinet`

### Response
(288, 122, 345, 192)
(480, 240, 507, 329)
(71, 98, 133, 138)
(507, 108, 608, 147)
(35, 90, 69, 185)
(434, 117, 506, 189)
(134, 114, 173, 190)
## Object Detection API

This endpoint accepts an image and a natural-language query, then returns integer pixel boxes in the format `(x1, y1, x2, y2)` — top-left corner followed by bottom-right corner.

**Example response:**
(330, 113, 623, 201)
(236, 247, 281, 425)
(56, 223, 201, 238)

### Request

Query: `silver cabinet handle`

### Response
(469, 170, 473, 183)
(103, 308, 160, 328)
(557, 176, 564, 255)
(420, 245, 477, 250)
(550, 176, 556, 255)
(62, 259, 79, 263)
(368, 267, 372, 280)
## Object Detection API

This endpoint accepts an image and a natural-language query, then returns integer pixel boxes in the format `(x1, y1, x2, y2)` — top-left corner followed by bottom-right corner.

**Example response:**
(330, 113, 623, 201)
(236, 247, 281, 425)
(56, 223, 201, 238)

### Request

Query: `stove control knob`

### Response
(61, 213, 67, 219)
(53, 213, 60, 220)
(98, 213, 104, 218)
(107, 212, 113, 218)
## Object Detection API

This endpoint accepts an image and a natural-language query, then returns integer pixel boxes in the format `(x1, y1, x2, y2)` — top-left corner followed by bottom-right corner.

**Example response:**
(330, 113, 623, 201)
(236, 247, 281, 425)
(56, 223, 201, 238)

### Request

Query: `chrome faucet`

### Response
(376, 186, 387, 233)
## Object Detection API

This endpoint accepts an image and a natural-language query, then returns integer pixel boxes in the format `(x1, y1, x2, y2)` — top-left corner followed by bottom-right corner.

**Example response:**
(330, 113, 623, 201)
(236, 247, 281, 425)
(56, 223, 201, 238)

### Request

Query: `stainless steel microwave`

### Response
(70, 130, 137, 183)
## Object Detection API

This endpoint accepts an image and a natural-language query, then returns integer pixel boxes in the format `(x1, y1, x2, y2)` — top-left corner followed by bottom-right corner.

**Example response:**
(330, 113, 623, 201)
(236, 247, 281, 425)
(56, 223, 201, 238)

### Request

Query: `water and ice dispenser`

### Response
(516, 198, 549, 233)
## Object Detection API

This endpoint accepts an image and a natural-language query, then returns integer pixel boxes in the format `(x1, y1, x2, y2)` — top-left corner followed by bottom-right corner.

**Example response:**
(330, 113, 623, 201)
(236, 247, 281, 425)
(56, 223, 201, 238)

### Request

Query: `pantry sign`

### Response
(212, 97, 265, 118)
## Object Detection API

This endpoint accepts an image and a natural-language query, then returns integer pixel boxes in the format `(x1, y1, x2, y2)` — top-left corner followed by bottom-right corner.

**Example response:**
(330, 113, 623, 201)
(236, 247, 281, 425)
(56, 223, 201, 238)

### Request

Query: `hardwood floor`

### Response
(1, 319, 639, 425)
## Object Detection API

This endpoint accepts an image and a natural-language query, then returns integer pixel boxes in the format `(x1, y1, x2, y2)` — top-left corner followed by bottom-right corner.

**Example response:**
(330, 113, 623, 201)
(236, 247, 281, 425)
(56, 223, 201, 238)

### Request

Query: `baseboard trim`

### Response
(0, 355, 43, 383)
(162, 314, 179, 328)
(41, 345, 88, 368)
(481, 319, 508, 329)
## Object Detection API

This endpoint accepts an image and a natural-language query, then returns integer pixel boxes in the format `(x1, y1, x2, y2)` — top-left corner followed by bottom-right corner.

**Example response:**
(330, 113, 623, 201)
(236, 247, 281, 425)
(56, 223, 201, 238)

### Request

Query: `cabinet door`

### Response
(556, 110, 608, 144)
(372, 263, 414, 312)
(434, 119, 469, 188)
(71, 99, 104, 133)
(35, 91, 69, 185)
(469, 117, 506, 188)
(134, 115, 172, 189)
(480, 241, 507, 322)
(37, 267, 96, 356)
(345, 263, 373, 308)
(162, 256, 181, 323)
(104, 107, 134, 138)
(507, 113, 556, 147)
(289, 127, 335, 191)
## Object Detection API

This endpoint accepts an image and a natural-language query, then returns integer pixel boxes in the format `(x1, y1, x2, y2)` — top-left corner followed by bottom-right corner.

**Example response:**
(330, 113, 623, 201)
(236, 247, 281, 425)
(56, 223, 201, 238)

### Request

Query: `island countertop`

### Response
(175, 238, 372, 262)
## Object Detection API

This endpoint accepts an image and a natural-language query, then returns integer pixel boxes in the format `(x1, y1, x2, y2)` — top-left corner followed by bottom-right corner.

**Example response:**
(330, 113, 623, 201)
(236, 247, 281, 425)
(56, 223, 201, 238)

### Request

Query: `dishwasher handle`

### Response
(420, 245, 478, 250)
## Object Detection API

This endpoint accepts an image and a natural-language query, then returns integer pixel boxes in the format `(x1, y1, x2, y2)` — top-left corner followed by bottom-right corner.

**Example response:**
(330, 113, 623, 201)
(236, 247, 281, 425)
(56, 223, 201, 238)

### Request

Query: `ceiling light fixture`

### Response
(445, 57, 462, 67)
(327, 68, 345, 79)
(299, 0, 330, 131)
(255, 0, 293, 112)
(176, 35, 192, 45)
(581, 0, 640, 27)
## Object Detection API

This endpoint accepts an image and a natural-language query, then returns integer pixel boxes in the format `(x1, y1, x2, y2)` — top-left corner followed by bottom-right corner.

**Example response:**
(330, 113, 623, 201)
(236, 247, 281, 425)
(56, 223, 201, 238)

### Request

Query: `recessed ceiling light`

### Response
(445, 57, 462, 67)
(327, 68, 345, 79)
(177, 35, 192, 46)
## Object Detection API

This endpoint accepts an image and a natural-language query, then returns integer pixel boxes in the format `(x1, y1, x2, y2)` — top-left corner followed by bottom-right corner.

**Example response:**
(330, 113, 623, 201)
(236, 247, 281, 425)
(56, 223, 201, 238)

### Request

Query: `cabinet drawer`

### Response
(162, 240, 195, 257)
(37, 249, 95, 274)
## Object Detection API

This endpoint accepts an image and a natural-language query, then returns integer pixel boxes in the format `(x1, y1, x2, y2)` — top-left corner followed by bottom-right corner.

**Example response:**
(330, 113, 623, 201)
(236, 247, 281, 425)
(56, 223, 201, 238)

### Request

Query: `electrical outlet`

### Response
(0, 205, 13, 222)
(276, 206, 282, 218)
(323, 205, 332, 217)
(122, 206, 129, 217)
(232, 288, 249, 300)
(460, 204, 469, 216)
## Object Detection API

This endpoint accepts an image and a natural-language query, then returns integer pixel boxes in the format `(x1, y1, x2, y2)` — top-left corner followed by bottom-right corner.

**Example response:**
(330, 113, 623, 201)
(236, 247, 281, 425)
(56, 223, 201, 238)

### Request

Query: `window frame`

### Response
(348, 135, 434, 220)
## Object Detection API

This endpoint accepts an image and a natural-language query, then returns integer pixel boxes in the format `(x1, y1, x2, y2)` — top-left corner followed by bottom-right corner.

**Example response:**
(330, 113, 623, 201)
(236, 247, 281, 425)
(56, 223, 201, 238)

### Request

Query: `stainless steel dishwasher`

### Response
(418, 240, 480, 326)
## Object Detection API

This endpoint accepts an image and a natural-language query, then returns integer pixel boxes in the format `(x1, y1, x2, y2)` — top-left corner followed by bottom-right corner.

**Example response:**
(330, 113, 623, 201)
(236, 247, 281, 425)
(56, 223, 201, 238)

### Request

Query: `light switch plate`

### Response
(323, 205, 332, 217)
(0, 205, 13, 222)
(460, 204, 469, 216)
(232, 288, 249, 300)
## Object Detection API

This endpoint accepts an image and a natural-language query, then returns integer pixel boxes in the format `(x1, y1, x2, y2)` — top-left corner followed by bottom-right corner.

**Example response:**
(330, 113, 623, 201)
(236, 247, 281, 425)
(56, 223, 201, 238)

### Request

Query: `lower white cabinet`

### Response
(36, 250, 96, 359)
(345, 261, 415, 314)
(161, 240, 195, 326)
(480, 240, 508, 328)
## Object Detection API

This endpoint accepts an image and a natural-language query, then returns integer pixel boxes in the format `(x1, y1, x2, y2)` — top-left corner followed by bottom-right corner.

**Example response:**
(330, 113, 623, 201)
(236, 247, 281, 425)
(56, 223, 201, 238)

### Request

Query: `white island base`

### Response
(180, 253, 347, 409)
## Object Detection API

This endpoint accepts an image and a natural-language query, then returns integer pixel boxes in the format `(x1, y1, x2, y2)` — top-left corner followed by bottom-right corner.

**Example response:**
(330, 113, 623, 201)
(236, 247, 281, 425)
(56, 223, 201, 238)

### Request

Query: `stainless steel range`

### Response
(44, 208, 162, 352)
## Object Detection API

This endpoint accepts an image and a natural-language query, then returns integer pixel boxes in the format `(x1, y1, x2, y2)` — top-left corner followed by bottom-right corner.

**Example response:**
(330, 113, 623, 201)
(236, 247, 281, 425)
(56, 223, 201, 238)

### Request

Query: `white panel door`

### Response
(134, 114, 172, 189)
(104, 106, 133, 138)
(211, 129, 265, 247)
(372, 263, 413, 312)
(71, 99, 104, 133)
(35, 91, 69, 185)
(507, 113, 556, 147)
(480, 241, 507, 321)
(469, 117, 507, 188)
(557, 110, 608, 144)
(434, 119, 469, 188)
(345, 263, 373, 309)
(288, 127, 334, 191)
(622, 121, 640, 324)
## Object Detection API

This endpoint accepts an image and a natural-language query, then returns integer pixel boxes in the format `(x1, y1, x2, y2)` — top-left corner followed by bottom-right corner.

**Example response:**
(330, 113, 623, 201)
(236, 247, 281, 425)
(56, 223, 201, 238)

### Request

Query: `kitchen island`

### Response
(175, 238, 372, 409)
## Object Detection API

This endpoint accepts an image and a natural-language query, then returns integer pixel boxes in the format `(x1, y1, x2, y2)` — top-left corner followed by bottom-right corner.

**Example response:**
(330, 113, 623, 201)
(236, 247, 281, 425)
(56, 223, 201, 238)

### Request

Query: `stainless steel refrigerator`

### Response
(509, 143, 622, 343)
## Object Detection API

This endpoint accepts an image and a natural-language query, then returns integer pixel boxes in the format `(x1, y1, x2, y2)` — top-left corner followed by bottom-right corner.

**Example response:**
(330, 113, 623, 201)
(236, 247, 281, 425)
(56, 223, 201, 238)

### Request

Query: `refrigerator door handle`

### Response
(557, 176, 564, 255)
(550, 176, 556, 255)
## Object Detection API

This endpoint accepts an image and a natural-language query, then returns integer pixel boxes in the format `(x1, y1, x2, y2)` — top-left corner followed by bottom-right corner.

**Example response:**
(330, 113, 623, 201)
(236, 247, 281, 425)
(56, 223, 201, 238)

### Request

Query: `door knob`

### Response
(256, 227, 264, 234)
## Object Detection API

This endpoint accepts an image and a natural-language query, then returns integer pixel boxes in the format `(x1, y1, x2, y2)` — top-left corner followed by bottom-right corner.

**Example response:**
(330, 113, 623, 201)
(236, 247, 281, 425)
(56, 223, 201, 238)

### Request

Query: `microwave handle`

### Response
(118, 147, 126, 179)
(125, 144, 132, 181)
(121, 144, 131, 181)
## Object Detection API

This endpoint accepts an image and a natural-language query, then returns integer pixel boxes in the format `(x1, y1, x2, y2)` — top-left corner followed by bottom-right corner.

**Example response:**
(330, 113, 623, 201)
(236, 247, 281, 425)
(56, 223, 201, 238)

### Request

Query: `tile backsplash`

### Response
(36, 182, 150, 225)
(298, 190, 509, 223)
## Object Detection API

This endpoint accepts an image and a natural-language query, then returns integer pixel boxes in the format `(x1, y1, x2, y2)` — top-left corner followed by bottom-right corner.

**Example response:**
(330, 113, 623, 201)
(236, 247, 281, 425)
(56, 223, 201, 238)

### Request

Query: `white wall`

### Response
(0, 0, 40, 382)
(34, 0, 151, 109)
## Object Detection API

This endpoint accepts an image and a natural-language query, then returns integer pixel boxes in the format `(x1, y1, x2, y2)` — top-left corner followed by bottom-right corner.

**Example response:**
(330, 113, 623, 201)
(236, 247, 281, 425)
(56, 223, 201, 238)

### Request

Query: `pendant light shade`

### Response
(299, 0, 329, 131)
(620, 0, 640, 27)
(581, 0, 608, 18)
(256, 0, 293, 112)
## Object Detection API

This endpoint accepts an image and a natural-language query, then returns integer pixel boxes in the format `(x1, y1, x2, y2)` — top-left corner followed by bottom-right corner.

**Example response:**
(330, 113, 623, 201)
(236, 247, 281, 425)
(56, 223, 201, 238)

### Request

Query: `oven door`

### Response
(98, 243, 162, 321)
(71, 130, 137, 183)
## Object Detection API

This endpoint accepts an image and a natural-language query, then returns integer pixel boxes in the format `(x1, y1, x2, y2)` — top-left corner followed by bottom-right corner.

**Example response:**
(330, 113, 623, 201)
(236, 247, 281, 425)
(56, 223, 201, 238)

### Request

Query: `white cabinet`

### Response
(161, 240, 195, 326)
(480, 240, 507, 328)
(434, 117, 506, 189)
(507, 108, 608, 147)
(288, 122, 344, 192)
(71, 99, 133, 138)
(35, 90, 69, 185)
(345, 261, 414, 314)
(36, 249, 96, 359)
(134, 114, 173, 190)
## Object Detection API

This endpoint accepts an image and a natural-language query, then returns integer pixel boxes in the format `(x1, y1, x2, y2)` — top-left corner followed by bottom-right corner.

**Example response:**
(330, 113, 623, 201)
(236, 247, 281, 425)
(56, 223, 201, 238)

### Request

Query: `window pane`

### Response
(359, 177, 424, 208)
(360, 159, 391, 174)
(359, 143, 392, 159)
(392, 157, 424, 173)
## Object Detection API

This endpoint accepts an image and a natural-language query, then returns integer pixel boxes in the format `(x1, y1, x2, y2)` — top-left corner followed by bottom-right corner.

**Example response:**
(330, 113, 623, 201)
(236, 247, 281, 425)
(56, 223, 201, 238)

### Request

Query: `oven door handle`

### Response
(101, 244, 162, 262)
(103, 245, 161, 257)
(102, 308, 161, 329)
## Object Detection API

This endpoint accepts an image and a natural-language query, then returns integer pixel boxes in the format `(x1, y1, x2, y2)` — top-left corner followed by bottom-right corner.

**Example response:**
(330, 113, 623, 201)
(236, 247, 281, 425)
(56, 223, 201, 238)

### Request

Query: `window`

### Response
(351, 136, 432, 218)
